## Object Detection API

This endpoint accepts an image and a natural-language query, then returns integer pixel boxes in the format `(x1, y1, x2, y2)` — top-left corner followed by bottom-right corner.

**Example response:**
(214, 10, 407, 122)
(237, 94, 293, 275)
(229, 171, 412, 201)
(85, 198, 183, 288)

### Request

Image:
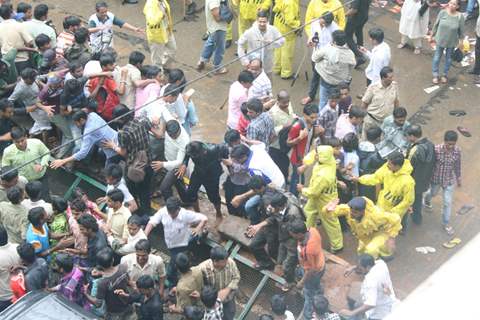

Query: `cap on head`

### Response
(348, 197, 366, 211)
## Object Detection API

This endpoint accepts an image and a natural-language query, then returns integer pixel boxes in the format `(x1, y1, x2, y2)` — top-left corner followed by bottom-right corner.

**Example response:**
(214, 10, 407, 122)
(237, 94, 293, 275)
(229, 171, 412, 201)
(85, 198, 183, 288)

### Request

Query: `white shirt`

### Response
(106, 178, 134, 204)
(335, 114, 357, 140)
(247, 143, 285, 188)
(310, 21, 339, 50)
(148, 207, 207, 249)
(284, 311, 295, 320)
(116, 229, 148, 256)
(361, 260, 397, 319)
(248, 71, 272, 100)
(365, 41, 391, 83)
(164, 123, 190, 171)
(21, 199, 53, 218)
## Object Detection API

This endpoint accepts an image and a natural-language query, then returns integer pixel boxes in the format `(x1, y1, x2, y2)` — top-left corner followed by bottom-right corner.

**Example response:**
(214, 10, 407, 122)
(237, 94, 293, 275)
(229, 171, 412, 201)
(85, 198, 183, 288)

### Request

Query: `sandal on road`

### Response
(457, 126, 472, 137)
(449, 110, 466, 117)
(458, 204, 475, 215)
(443, 237, 461, 249)
(443, 225, 455, 235)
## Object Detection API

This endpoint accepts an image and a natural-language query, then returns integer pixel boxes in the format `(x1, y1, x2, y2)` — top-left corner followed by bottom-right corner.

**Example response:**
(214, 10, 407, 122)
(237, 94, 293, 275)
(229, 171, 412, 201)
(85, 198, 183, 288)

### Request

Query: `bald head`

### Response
(247, 58, 263, 77)
(277, 90, 290, 110)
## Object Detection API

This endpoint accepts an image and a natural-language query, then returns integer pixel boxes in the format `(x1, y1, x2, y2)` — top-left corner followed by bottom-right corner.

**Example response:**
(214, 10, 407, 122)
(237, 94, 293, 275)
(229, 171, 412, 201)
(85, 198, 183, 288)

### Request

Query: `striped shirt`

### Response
(56, 31, 75, 56)
(246, 112, 275, 147)
(198, 258, 241, 301)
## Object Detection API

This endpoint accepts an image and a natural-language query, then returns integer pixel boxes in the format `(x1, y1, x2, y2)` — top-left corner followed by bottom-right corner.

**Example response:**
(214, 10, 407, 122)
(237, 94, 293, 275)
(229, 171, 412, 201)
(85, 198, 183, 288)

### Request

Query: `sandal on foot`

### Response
(440, 76, 448, 84)
(432, 77, 439, 84)
(413, 48, 421, 55)
(443, 237, 461, 249)
(397, 43, 407, 49)
(457, 126, 472, 137)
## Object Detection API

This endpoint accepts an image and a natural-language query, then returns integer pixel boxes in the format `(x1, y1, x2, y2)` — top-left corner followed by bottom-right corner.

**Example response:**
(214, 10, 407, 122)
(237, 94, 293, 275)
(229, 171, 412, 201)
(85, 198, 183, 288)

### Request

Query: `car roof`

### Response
(0, 291, 98, 320)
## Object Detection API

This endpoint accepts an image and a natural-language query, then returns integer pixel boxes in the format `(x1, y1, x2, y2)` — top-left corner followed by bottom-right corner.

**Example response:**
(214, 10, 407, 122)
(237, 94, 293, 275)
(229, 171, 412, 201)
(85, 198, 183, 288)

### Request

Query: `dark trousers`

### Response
(0, 299, 11, 312)
(474, 35, 480, 74)
(277, 238, 298, 283)
(249, 229, 278, 269)
(345, 19, 367, 57)
(37, 174, 50, 202)
(308, 62, 320, 100)
(222, 299, 236, 320)
(126, 165, 154, 217)
(366, 78, 372, 87)
(159, 168, 187, 201)
(184, 170, 221, 205)
(167, 245, 189, 287)
(268, 147, 289, 182)
(412, 189, 424, 224)
(223, 177, 249, 216)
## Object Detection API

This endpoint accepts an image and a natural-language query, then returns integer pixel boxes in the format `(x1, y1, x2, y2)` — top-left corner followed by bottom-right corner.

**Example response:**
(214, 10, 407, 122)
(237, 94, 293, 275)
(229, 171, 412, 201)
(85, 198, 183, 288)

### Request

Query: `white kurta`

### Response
(399, 0, 429, 39)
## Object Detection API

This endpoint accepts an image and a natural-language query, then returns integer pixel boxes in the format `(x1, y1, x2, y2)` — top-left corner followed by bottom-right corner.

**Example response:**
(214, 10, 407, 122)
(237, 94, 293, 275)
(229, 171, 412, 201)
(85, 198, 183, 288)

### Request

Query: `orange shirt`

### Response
(298, 228, 325, 271)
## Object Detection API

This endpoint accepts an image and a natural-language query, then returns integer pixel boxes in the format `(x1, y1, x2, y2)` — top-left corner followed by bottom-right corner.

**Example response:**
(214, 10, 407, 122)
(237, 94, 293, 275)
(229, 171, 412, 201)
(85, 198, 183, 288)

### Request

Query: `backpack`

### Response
(278, 118, 304, 154)
(219, 0, 234, 23)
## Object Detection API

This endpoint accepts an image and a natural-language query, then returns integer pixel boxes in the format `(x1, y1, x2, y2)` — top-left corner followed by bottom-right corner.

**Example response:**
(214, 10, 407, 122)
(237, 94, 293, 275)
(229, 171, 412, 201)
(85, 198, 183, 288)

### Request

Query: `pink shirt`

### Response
(335, 114, 356, 140)
(227, 81, 248, 129)
(135, 82, 161, 116)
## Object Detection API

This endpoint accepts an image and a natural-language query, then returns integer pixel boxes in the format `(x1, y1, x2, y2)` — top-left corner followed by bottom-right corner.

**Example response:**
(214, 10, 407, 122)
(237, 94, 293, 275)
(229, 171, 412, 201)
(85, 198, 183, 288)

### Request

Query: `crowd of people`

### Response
(0, 0, 475, 319)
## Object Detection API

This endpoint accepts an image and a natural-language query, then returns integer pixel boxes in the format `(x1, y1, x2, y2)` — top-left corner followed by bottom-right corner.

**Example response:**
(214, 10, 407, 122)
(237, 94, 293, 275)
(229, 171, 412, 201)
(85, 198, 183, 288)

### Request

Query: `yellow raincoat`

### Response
(326, 197, 402, 258)
(304, 0, 346, 38)
(358, 160, 415, 218)
(144, 0, 173, 44)
(273, 0, 300, 78)
(233, 0, 272, 36)
(301, 146, 343, 251)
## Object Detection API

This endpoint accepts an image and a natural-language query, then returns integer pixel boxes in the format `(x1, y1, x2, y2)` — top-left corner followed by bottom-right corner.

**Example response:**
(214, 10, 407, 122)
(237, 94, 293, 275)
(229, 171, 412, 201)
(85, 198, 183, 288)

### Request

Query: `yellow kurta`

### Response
(304, 0, 346, 37)
(326, 197, 402, 258)
(273, 0, 301, 78)
(358, 160, 415, 218)
(301, 146, 343, 251)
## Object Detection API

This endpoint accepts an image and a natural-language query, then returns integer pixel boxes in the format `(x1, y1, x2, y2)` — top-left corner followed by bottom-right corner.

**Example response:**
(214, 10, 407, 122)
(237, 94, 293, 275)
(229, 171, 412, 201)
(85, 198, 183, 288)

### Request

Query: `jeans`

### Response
(319, 79, 337, 111)
(466, 0, 478, 14)
(245, 195, 263, 224)
(432, 46, 454, 77)
(200, 30, 226, 67)
(302, 268, 325, 320)
(289, 163, 304, 196)
(424, 183, 455, 225)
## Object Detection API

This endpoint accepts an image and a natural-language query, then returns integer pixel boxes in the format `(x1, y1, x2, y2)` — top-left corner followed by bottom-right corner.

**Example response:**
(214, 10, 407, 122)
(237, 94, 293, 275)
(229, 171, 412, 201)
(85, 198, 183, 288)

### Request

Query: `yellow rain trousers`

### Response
(301, 146, 343, 251)
(358, 160, 415, 218)
(233, 0, 272, 37)
(304, 0, 346, 38)
(326, 197, 402, 258)
(272, 0, 300, 78)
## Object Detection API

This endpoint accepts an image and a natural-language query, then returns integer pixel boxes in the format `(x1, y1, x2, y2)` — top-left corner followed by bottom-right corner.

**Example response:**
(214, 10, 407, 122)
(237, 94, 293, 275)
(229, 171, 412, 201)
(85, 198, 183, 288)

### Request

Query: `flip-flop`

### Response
(443, 238, 461, 249)
(449, 110, 467, 117)
(415, 246, 436, 254)
(457, 126, 472, 137)
(458, 204, 475, 215)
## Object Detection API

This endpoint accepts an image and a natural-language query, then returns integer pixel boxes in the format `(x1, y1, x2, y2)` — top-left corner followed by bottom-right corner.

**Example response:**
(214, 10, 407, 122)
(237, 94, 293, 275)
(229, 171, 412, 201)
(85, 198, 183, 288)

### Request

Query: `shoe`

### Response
(186, 1, 197, 15)
(432, 77, 439, 84)
(196, 61, 205, 71)
(423, 199, 432, 210)
(214, 67, 228, 75)
(122, 0, 138, 3)
(225, 40, 232, 49)
(397, 43, 406, 49)
(440, 76, 448, 84)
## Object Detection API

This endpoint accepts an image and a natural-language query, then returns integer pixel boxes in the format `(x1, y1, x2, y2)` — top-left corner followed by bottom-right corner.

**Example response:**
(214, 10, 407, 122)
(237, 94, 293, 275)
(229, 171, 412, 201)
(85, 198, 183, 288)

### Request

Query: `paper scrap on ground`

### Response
(424, 85, 440, 94)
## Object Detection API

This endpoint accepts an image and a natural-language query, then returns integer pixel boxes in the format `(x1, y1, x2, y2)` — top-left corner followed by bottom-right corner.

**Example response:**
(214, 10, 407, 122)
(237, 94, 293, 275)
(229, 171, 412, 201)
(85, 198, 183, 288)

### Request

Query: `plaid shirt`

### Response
(198, 258, 241, 302)
(431, 144, 461, 187)
(203, 299, 224, 320)
(118, 117, 152, 164)
(314, 312, 341, 320)
(317, 106, 338, 140)
(246, 112, 275, 146)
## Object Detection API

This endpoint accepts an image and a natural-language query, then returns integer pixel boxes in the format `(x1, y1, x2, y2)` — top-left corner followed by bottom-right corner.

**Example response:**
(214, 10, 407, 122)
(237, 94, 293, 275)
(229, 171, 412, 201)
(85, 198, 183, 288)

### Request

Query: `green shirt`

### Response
(432, 10, 465, 48)
(1, 138, 50, 181)
(49, 212, 69, 246)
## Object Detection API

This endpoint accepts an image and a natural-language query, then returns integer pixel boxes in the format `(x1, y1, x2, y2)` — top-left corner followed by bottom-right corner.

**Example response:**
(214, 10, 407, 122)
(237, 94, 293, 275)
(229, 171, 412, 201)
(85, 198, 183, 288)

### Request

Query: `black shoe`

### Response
(122, 0, 138, 4)
(186, 1, 197, 15)
(225, 40, 232, 49)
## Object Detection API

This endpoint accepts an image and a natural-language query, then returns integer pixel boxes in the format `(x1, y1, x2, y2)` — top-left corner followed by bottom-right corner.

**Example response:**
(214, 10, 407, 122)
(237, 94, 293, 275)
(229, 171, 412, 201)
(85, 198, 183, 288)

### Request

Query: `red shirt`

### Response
(88, 77, 120, 121)
(237, 114, 250, 137)
(288, 121, 308, 165)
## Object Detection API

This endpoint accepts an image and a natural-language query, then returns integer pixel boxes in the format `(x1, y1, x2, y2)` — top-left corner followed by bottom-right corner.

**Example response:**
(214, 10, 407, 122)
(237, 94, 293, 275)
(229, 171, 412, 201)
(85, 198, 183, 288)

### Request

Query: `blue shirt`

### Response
(73, 112, 119, 161)
(26, 223, 50, 256)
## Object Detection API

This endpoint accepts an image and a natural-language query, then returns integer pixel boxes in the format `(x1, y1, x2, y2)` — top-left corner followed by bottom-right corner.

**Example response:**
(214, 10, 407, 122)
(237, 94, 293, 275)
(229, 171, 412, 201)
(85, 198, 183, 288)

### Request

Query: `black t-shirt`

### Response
(86, 230, 108, 267)
(350, 0, 371, 24)
(96, 264, 131, 313)
(129, 291, 164, 320)
(25, 258, 48, 291)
